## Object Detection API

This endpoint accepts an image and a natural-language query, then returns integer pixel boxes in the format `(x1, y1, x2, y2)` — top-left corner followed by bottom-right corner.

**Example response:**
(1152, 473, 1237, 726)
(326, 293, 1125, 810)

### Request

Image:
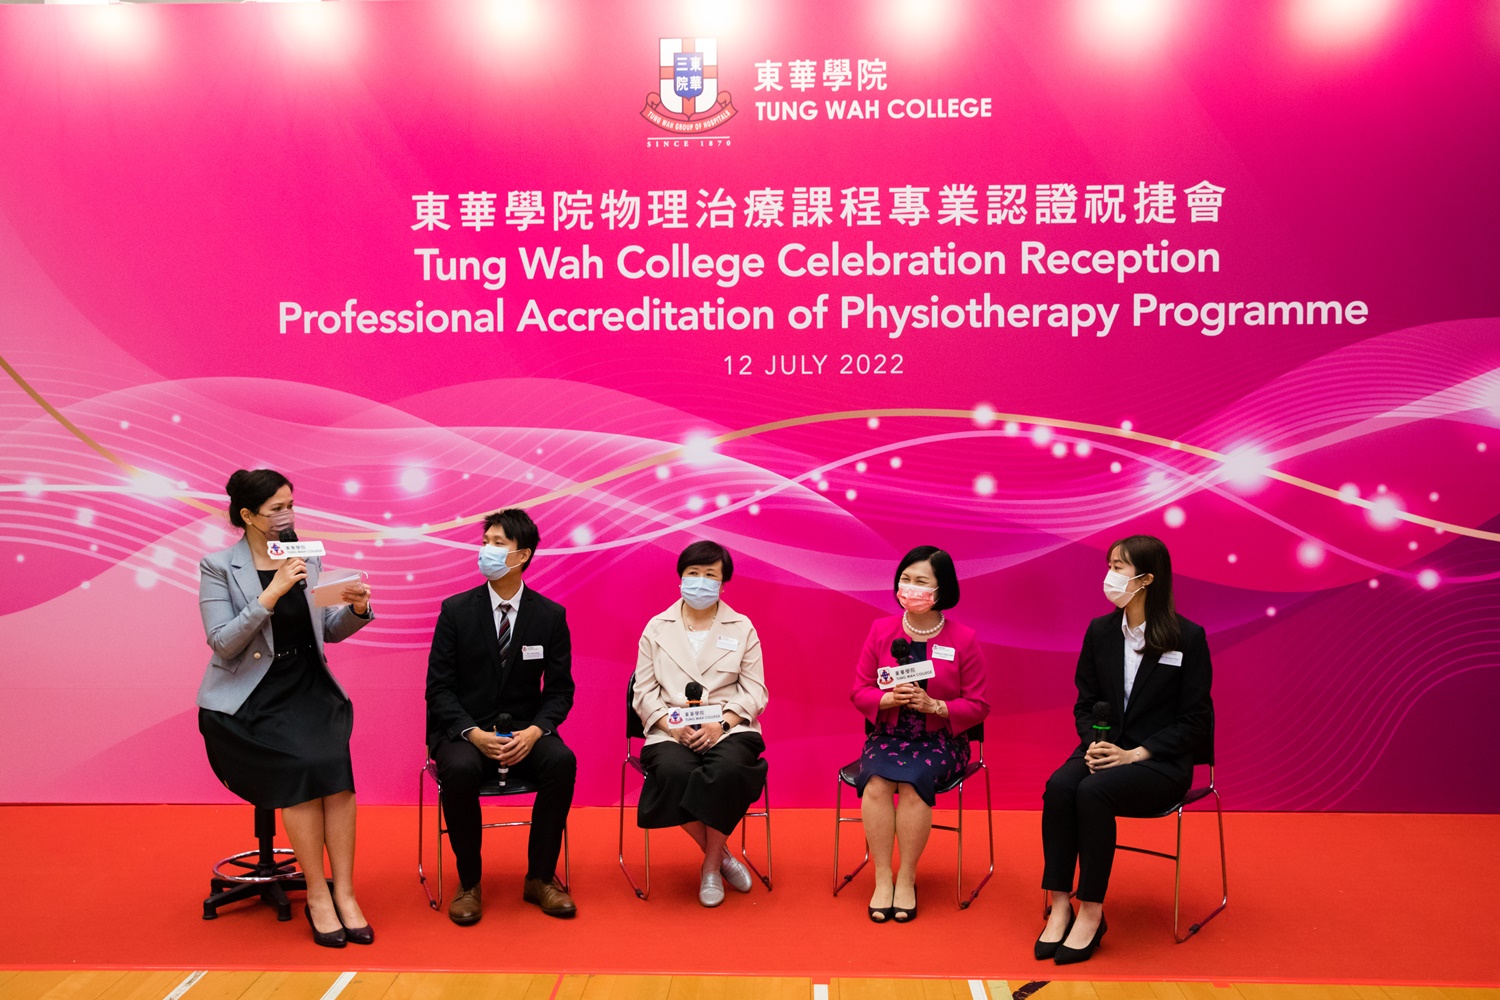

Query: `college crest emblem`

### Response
(643, 38, 737, 134)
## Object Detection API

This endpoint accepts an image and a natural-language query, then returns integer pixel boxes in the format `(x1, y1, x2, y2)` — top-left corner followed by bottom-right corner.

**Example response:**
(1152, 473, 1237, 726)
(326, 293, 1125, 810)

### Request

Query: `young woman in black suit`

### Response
(1035, 535, 1213, 964)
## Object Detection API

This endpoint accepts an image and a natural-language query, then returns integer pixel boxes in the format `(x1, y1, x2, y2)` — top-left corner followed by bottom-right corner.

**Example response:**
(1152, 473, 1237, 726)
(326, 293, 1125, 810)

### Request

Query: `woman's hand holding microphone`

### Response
(257, 558, 308, 610)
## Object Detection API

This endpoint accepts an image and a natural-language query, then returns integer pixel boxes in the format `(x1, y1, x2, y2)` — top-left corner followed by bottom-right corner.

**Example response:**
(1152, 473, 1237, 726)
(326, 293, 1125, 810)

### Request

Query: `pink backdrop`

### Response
(1, 1, 1497, 810)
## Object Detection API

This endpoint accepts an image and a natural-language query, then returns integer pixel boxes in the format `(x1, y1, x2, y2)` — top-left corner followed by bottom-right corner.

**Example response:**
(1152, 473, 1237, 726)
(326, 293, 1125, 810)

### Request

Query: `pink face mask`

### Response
(897, 584, 937, 614)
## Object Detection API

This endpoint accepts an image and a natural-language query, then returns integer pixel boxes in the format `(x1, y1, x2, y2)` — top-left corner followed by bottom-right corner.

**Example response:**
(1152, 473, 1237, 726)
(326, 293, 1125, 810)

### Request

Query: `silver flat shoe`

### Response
(720, 852, 753, 893)
(698, 870, 725, 907)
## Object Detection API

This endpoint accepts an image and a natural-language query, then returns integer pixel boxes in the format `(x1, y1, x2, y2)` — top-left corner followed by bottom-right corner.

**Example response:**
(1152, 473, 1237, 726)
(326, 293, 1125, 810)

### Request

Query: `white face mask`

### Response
(1103, 569, 1145, 608)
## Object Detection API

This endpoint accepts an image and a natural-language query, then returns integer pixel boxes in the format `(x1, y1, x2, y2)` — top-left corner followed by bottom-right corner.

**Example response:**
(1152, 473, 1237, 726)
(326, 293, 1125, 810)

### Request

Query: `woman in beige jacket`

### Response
(632, 540, 769, 907)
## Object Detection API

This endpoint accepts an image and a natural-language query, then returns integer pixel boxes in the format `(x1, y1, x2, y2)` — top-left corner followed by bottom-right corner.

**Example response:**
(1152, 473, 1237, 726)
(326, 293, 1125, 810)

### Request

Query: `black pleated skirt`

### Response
(199, 648, 354, 810)
(637, 732, 767, 835)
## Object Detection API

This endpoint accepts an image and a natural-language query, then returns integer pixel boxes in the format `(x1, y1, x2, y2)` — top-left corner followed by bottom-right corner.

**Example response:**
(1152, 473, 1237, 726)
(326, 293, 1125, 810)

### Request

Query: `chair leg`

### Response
(832, 775, 869, 897)
(560, 825, 571, 894)
(417, 764, 439, 910)
(618, 759, 650, 900)
(740, 781, 772, 890)
(1173, 787, 1229, 943)
(955, 777, 964, 909)
(958, 762, 996, 909)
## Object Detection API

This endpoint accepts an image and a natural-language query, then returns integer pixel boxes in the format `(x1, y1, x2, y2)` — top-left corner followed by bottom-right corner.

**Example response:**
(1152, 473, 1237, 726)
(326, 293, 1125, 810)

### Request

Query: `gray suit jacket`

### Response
(196, 536, 374, 715)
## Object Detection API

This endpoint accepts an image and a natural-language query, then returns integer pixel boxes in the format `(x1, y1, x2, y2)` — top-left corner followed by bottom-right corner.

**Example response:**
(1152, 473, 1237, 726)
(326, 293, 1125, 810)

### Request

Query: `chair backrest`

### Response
(1192, 704, 1215, 767)
(624, 671, 646, 741)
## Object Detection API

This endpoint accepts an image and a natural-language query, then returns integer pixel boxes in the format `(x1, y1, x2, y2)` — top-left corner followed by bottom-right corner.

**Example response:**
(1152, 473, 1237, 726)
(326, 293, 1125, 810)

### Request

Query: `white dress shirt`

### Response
(490, 579, 525, 641)
(459, 580, 527, 741)
(1122, 613, 1147, 711)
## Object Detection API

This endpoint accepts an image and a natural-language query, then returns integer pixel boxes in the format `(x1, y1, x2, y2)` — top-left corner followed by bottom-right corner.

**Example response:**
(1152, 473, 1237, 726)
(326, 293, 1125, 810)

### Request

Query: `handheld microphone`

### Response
(890, 638, 928, 689)
(494, 712, 513, 788)
(685, 682, 704, 731)
(1090, 701, 1112, 746)
(278, 527, 307, 591)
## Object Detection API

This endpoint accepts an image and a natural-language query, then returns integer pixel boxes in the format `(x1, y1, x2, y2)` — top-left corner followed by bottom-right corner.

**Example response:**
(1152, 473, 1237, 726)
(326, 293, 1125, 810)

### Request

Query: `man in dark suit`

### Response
(426, 508, 578, 924)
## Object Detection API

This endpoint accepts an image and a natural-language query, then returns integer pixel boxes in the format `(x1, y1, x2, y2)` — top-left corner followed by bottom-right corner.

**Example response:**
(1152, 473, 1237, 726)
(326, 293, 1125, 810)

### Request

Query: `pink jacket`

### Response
(851, 615, 991, 735)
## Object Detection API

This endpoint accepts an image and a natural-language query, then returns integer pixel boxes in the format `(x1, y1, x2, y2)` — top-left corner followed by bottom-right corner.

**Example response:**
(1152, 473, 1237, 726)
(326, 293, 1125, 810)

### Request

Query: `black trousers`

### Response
(638, 733, 767, 836)
(431, 733, 576, 888)
(1041, 753, 1188, 903)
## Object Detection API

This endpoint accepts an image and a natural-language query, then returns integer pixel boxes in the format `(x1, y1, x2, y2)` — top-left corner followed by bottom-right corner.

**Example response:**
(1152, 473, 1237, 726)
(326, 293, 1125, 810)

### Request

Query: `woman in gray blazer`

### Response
(197, 469, 374, 947)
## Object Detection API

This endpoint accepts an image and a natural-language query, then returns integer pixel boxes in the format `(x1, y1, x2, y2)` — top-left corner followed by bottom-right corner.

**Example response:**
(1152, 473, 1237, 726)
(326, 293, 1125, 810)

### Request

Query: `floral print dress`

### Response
(853, 641, 972, 807)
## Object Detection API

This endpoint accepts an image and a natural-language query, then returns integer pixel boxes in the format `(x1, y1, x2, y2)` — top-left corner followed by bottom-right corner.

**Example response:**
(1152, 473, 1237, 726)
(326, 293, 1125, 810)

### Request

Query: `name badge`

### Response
(667, 705, 724, 727)
(522, 645, 544, 661)
(931, 645, 955, 661)
(877, 659, 937, 690)
(715, 635, 738, 651)
(1159, 650, 1183, 666)
(266, 540, 326, 559)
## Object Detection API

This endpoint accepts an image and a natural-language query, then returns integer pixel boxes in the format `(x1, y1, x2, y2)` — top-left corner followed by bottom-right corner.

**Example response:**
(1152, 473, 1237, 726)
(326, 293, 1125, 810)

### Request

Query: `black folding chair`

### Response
(416, 757, 570, 910)
(619, 671, 771, 899)
(1043, 716, 1227, 942)
(832, 721, 994, 908)
(1115, 721, 1227, 942)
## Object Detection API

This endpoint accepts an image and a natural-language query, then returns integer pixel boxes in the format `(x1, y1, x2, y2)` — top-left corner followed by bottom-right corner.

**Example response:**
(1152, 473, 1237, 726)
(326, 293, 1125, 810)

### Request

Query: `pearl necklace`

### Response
(903, 611, 945, 637)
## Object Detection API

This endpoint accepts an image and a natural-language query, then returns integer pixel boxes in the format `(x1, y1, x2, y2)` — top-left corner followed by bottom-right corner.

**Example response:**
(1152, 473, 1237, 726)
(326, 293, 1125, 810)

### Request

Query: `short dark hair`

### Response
(1108, 535, 1181, 655)
(677, 539, 734, 582)
(482, 508, 539, 572)
(894, 545, 960, 611)
(226, 469, 292, 529)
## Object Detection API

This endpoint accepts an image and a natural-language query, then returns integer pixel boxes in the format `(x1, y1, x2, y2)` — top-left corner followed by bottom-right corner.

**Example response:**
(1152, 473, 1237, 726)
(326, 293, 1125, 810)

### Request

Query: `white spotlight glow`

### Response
(682, 433, 718, 465)
(1290, 0, 1396, 49)
(1296, 539, 1326, 568)
(1417, 568, 1439, 590)
(273, 1, 359, 57)
(974, 474, 997, 497)
(1163, 505, 1186, 528)
(1221, 447, 1271, 490)
(1077, 0, 1178, 59)
(1368, 494, 1401, 528)
(400, 468, 429, 493)
(880, 0, 960, 51)
(685, 0, 742, 35)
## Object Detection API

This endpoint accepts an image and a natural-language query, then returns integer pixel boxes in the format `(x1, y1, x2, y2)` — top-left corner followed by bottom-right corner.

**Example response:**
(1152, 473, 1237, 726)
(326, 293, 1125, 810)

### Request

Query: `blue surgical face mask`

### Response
(680, 575, 722, 610)
(479, 545, 519, 581)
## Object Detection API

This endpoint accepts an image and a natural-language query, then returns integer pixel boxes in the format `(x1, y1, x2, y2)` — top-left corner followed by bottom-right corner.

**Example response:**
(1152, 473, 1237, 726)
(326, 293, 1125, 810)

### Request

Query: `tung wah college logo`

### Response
(642, 37, 737, 137)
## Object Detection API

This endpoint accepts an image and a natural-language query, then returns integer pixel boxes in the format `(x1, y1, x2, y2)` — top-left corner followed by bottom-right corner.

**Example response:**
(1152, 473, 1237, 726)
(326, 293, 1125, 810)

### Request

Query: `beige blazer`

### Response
(632, 599, 769, 747)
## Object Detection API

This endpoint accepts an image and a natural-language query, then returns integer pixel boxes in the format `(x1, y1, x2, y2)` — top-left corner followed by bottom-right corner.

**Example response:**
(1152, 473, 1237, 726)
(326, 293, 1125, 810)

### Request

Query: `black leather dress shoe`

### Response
(1034, 913, 1076, 960)
(304, 905, 347, 948)
(1054, 914, 1106, 965)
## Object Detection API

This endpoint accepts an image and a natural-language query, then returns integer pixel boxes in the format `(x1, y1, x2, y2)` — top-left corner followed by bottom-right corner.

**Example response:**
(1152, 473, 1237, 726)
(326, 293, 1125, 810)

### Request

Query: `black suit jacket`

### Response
(425, 582, 575, 749)
(1070, 609, 1213, 784)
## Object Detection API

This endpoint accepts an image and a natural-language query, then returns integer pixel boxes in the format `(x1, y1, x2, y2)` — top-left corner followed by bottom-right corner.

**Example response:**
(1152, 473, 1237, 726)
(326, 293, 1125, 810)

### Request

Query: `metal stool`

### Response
(203, 807, 325, 921)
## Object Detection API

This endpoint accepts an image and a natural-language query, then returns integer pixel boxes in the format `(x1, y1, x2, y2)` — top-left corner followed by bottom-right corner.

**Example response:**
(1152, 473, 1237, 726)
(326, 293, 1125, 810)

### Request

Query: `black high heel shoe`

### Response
(1054, 914, 1106, 965)
(332, 901, 374, 946)
(868, 885, 895, 923)
(892, 885, 918, 923)
(1034, 912, 1076, 961)
(304, 905, 347, 948)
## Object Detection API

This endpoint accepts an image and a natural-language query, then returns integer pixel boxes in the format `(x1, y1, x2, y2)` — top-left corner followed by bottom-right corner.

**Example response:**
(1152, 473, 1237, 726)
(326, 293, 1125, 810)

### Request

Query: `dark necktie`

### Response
(496, 601, 513, 662)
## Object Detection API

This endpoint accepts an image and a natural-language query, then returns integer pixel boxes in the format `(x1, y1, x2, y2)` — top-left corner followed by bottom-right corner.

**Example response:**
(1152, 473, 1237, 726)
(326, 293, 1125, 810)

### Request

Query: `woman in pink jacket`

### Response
(850, 546, 990, 924)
